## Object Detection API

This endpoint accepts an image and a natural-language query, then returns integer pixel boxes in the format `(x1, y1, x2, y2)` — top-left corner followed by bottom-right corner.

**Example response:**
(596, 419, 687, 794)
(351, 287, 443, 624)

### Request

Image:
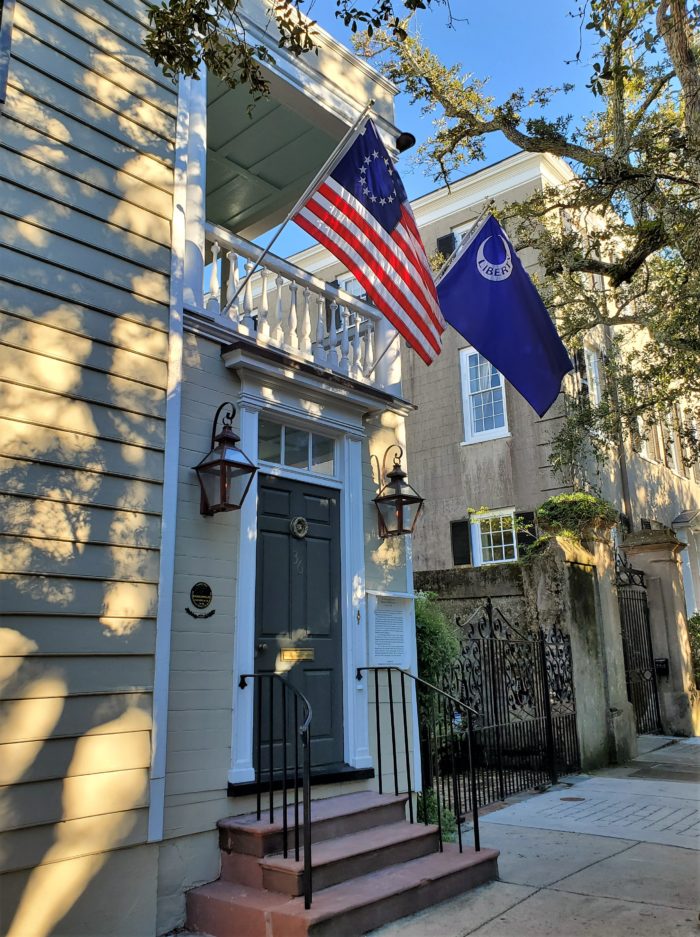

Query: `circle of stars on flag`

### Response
(359, 151, 398, 206)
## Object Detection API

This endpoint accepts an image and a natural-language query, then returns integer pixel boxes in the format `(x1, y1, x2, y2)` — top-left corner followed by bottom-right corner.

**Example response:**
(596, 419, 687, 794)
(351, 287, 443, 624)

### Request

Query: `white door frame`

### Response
(227, 369, 372, 783)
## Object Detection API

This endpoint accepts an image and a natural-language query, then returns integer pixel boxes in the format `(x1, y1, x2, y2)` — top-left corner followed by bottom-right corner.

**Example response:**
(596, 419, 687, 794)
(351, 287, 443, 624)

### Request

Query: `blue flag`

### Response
(437, 215, 573, 417)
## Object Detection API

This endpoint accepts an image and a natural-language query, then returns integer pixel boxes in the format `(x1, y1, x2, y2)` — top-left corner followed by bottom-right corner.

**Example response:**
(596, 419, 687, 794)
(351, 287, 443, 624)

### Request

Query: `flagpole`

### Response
(434, 198, 495, 287)
(225, 98, 376, 311)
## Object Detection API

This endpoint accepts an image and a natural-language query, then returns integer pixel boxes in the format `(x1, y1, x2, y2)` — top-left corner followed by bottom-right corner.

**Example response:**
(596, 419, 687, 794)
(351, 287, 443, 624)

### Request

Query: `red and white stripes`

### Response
(295, 178, 444, 365)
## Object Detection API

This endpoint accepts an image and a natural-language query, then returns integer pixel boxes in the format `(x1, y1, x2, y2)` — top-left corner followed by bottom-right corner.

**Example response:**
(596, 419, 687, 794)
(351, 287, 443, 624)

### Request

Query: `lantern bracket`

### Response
(211, 401, 237, 448)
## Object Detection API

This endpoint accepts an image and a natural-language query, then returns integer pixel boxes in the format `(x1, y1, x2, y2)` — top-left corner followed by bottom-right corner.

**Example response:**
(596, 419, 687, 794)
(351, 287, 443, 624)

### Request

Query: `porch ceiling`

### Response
(207, 75, 339, 238)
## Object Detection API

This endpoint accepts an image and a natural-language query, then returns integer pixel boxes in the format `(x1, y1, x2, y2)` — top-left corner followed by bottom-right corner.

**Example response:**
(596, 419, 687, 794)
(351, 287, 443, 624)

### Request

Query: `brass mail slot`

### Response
(280, 648, 315, 662)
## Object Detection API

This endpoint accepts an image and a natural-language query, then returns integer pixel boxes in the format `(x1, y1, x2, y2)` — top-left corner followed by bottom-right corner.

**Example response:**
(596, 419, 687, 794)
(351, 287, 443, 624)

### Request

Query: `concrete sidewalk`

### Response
(370, 737, 700, 937)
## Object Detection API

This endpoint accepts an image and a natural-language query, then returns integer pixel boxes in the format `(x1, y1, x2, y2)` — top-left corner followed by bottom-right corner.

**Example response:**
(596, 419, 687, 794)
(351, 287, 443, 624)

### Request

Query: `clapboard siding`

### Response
(0, 496, 163, 549)
(0, 731, 152, 785)
(0, 808, 150, 873)
(0, 536, 161, 582)
(0, 0, 175, 901)
(0, 181, 172, 270)
(0, 419, 165, 479)
(0, 113, 172, 218)
(0, 249, 169, 332)
(0, 615, 156, 655)
(0, 218, 170, 304)
(0, 288, 169, 364)
(0, 575, 159, 617)
(0, 381, 166, 445)
(0, 349, 167, 418)
(0, 459, 164, 514)
(0, 692, 152, 744)
(0, 130, 172, 240)
(17, 3, 177, 113)
(12, 30, 174, 141)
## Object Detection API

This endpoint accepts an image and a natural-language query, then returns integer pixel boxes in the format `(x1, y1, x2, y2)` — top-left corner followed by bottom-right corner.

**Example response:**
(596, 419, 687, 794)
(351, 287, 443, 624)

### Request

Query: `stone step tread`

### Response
(192, 845, 498, 921)
(261, 821, 440, 873)
(219, 791, 408, 836)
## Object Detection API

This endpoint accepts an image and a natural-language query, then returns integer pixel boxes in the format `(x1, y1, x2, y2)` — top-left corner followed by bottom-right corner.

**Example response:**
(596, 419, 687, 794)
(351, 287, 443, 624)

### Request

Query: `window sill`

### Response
(461, 432, 511, 446)
(478, 557, 518, 567)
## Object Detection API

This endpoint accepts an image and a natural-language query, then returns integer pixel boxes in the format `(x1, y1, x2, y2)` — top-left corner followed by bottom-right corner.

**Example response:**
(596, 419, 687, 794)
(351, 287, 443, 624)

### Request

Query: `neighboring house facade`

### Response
(0, 3, 438, 935)
(289, 151, 700, 614)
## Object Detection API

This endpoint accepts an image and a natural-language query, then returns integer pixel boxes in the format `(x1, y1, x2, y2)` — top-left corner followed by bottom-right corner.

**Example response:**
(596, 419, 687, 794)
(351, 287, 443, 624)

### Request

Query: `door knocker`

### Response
(290, 516, 309, 539)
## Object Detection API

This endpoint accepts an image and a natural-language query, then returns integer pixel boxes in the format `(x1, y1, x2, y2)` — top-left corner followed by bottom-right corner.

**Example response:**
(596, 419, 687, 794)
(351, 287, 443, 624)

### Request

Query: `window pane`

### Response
(259, 419, 281, 463)
(479, 514, 517, 564)
(312, 434, 334, 475)
(284, 427, 309, 469)
(469, 353, 499, 393)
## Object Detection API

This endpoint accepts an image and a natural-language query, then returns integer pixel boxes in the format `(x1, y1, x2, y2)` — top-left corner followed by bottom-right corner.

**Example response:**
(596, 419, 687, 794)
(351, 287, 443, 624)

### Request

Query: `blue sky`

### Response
(268, 0, 597, 255)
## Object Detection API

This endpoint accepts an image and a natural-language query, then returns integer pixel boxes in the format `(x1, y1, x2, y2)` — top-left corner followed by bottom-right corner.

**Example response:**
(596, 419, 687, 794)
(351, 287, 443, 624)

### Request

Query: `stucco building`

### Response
(289, 151, 700, 615)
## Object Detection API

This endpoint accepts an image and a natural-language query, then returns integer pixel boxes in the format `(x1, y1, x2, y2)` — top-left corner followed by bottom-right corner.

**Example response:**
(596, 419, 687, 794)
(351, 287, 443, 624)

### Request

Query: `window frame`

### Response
(583, 345, 603, 407)
(470, 508, 519, 566)
(257, 417, 338, 479)
(459, 346, 510, 445)
(0, 0, 16, 106)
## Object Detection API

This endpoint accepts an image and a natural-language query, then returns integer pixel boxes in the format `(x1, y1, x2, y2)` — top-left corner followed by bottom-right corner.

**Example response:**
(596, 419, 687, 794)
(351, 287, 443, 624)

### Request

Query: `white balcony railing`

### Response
(191, 223, 393, 389)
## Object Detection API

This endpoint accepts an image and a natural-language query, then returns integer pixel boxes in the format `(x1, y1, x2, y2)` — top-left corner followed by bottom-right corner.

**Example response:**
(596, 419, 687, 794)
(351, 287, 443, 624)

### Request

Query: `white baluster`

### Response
(352, 309, 361, 377)
(206, 240, 221, 315)
(328, 300, 339, 368)
(242, 261, 255, 331)
(339, 305, 350, 373)
(226, 250, 242, 324)
(286, 281, 299, 349)
(258, 269, 270, 341)
(273, 274, 285, 344)
(313, 294, 326, 364)
(363, 321, 375, 378)
(224, 250, 238, 322)
(300, 287, 312, 355)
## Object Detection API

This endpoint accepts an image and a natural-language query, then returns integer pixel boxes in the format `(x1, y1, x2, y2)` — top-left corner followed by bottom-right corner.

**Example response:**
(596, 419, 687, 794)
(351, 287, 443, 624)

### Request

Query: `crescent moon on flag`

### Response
(476, 235, 513, 281)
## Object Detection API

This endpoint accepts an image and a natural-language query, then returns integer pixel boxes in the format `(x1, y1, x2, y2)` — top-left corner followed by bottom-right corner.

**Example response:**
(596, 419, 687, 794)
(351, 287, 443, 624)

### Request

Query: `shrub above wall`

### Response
(536, 493, 618, 543)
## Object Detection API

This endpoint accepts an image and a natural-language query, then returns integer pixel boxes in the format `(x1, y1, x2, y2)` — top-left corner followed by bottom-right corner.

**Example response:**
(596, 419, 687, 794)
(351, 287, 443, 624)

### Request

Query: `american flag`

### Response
(294, 120, 445, 365)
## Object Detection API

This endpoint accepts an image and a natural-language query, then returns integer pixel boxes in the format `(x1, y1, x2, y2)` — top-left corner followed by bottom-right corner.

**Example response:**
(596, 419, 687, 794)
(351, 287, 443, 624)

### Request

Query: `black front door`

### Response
(255, 474, 343, 768)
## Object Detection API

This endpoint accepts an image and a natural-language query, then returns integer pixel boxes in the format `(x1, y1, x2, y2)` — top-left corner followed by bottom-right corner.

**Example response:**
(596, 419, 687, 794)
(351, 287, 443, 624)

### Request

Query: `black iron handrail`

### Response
(356, 666, 481, 853)
(238, 673, 313, 908)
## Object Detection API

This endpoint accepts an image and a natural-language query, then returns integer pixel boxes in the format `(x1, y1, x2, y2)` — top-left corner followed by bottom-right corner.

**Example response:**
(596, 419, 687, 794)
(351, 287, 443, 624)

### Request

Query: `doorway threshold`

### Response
(228, 763, 374, 797)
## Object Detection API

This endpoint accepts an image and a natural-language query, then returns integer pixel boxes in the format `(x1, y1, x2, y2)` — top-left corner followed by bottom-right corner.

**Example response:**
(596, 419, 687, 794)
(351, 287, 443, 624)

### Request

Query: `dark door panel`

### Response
(255, 474, 343, 768)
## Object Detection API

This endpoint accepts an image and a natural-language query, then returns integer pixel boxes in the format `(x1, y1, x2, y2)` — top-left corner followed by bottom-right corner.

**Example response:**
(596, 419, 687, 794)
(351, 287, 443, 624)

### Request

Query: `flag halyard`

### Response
(294, 120, 445, 365)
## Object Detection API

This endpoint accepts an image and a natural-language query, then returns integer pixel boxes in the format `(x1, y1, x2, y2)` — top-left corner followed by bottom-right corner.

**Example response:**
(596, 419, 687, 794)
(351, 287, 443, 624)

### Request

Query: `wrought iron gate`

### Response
(616, 554, 662, 734)
(444, 598, 580, 808)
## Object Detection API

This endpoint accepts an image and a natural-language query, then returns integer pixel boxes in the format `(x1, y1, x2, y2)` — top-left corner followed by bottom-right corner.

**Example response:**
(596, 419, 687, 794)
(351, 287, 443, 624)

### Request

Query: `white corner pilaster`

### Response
(148, 74, 189, 843)
(183, 65, 208, 310)
(342, 434, 372, 769)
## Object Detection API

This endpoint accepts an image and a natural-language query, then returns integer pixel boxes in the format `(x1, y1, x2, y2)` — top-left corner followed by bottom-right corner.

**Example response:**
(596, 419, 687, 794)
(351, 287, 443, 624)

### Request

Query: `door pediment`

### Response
(222, 337, 412, 433)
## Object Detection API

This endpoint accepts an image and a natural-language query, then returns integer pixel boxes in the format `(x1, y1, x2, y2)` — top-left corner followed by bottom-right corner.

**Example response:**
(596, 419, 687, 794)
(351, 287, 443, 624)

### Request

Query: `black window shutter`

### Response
(515, 511, 536, 556)
(437, 233, 457, 258)
(450, 520, 471, 566)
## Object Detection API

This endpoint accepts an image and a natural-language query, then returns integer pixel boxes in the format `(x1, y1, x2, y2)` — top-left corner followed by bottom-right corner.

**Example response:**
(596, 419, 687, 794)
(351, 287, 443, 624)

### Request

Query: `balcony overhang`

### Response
(206, 4, 399, 238)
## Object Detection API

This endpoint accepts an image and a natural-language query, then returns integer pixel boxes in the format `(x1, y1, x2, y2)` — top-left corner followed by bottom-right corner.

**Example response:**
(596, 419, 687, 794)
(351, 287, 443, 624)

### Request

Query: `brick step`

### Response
(259, 821, 441, 896)
(218, 791, 409, 857)
(187, 844, 499, 937)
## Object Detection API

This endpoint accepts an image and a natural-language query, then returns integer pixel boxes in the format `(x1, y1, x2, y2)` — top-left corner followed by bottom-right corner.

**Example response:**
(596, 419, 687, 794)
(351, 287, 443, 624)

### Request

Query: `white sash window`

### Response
(460, 347, 509, 444)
